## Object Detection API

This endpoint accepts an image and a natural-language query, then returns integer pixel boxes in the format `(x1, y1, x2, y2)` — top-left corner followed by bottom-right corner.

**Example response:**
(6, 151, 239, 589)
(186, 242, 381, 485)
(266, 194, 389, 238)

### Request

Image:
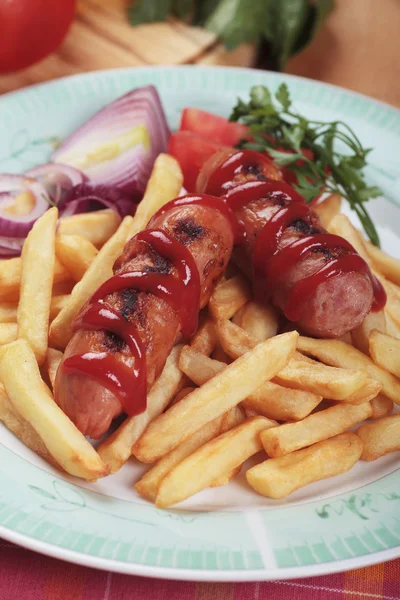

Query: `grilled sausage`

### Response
(54, 200, 234, 439)
(197, 149, 380, 338)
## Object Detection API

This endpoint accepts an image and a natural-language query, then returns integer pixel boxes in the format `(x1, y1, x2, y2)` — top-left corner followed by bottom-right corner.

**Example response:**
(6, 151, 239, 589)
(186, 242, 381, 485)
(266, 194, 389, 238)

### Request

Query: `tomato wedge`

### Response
(168, 131, 232, 192)
(180, 108, 248, 147)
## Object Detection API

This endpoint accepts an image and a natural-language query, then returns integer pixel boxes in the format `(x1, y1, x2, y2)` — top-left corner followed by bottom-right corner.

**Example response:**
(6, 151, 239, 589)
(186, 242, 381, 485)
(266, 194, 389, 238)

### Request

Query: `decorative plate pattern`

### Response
(0, 66, 399, 581)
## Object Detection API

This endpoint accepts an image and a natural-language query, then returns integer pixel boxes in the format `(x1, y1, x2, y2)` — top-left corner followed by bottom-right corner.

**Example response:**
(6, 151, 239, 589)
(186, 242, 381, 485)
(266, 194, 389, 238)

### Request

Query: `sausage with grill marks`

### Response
(54, 201, 234, 439)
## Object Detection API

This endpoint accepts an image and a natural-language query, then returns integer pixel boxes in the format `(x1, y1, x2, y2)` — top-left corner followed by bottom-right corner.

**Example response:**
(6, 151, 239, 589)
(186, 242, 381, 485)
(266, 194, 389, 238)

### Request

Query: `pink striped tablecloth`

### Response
(1, 540, 399, 600)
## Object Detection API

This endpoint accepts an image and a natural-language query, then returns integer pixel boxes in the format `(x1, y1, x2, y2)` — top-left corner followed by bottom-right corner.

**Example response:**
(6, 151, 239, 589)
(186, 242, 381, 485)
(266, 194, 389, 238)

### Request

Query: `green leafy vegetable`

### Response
(128, 0, 335, 70)
(230, 84, 382, 246)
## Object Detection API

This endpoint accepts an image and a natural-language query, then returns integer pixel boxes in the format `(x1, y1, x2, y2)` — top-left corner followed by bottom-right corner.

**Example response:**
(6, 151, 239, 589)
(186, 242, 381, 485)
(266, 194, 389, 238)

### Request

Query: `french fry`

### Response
(0, 384, 56, 466)
(190, 316, 218, 356)
(356, 414, 400, 460)
(370, 394, 394, 419)
(384, 279, 400, 328)
(0, 303, 17, 323)
(46, 348, 64, 390)
(293, 350, 319, 365)
(134, 332, 298, 463)
(49, 215, 134, 349)
(313, 194, 342, 229)
(179, 345, 322, 421)
(136, 414, 225, 502)
(49, 295, 70, 321)
(17, 207, 58, 365)
(179, 346, 225, 383)
(246, 433, 363, 499)
(232, 301, 278, 341)
(260, 402, 372, 457)
(0, 339, 107, 480)
(98, 344, 184, 473)
(126, 154, 183, 239)
(156, 417, 276, 507)
(385, 311, 400, 339)
(220, 405, 246, 431)
(275, 361, 367, 400)
(210, 466, 241, 488)
(297, 336, 400, 404)
(0, 255, 69, 302)
(328, 214, 370, 262)
(243, 385, 322, 421)
(366, 240, 400, 286)
(344, 378, 382, 405)
(208, 275, 251, 320)
(369, 329, 400, 377)
(209, 406, 246, 487)
(0, 322, 17, 345)
(351, 310, 386, 355)
(211, 344, 231, 364)
(171, 386, 196, 406)
(58, 209, 121, 247)
(217, 319, 367, 400)
(55, 234, 98, 281)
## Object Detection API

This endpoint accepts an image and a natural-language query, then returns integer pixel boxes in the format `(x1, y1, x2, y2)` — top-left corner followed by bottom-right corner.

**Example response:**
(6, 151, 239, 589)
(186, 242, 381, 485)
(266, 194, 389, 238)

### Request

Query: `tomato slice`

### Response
(180, 108, 248, 147)
(168, 131, 232, 192)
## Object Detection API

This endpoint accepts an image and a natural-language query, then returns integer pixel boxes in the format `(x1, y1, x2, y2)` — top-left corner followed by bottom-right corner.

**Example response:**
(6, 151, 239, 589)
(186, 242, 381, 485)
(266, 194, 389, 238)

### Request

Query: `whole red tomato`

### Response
(0, 0, 76, 73)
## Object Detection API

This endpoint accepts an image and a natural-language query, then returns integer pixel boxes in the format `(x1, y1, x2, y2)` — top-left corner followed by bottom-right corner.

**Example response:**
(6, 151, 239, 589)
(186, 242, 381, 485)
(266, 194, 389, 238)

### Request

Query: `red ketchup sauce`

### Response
(202, 151, 386, 322)
(62, 194, 236, 418)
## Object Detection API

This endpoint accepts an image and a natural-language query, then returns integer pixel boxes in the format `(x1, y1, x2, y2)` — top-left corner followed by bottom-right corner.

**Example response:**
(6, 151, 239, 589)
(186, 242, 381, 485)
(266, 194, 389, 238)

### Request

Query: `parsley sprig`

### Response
(230, 84, 382, 246)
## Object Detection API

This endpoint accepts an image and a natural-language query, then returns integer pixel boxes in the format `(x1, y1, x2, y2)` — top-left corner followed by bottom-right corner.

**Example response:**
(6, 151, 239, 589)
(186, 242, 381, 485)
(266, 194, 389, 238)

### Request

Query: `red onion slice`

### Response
(60, 184, 135, 218)
(52, 85, 170, 195)
(25, 163, 86, 207)
(0, 175, 51, 238)
(0, 235, 25, 257)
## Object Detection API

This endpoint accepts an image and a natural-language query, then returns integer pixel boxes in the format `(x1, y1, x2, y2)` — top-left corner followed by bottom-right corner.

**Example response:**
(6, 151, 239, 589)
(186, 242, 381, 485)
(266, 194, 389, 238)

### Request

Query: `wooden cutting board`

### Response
(0, 0, 256, 95)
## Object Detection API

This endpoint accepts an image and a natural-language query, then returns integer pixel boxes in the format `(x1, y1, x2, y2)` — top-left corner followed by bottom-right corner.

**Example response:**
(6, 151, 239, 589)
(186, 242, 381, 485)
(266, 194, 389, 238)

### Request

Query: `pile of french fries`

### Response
(0, 164, 399, 508)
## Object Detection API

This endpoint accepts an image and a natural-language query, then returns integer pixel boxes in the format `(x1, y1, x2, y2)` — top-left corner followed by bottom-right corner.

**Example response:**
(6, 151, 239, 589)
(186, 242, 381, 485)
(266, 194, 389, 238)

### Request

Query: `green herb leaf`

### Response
(128, 0, 171, 25)
(250, 85, 272, 109)
(267, 148, 303, 166)
(204, 0, 268, 50)
(357, 186, 382, 202)
(269, 0, 311, 70)
(275, 84, 291, 111)
(231, 84, 382, 245)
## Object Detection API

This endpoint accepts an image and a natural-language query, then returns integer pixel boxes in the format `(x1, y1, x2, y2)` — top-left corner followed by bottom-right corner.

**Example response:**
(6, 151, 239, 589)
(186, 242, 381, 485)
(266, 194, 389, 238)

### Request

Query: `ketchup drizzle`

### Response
(63, 195, 235, 418)
(205, 151, 386, 322)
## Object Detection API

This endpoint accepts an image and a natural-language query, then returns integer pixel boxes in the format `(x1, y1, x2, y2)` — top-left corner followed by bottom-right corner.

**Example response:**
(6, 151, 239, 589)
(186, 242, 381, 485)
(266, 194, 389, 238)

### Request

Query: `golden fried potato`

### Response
(247, 433, 363, 499)
(356, 414, 400, 460)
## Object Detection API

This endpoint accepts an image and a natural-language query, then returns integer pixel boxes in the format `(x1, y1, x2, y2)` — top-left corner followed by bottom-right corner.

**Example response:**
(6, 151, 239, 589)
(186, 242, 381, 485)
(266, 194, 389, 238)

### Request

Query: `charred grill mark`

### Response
(104, 331, 125, 352)
(245, 163, 266, 180)
(120, 288, 138, 321)
(145, 250, 172, 275)
(290, 218, 321, 236)
(311, 246, 350, 260)
(173, 218, 205, 246)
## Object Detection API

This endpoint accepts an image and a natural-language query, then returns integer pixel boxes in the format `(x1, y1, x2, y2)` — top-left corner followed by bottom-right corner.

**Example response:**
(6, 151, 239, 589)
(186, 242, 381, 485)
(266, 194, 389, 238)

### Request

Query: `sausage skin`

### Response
(197, 150, 374, 338)
(54, 203, 234, 439)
